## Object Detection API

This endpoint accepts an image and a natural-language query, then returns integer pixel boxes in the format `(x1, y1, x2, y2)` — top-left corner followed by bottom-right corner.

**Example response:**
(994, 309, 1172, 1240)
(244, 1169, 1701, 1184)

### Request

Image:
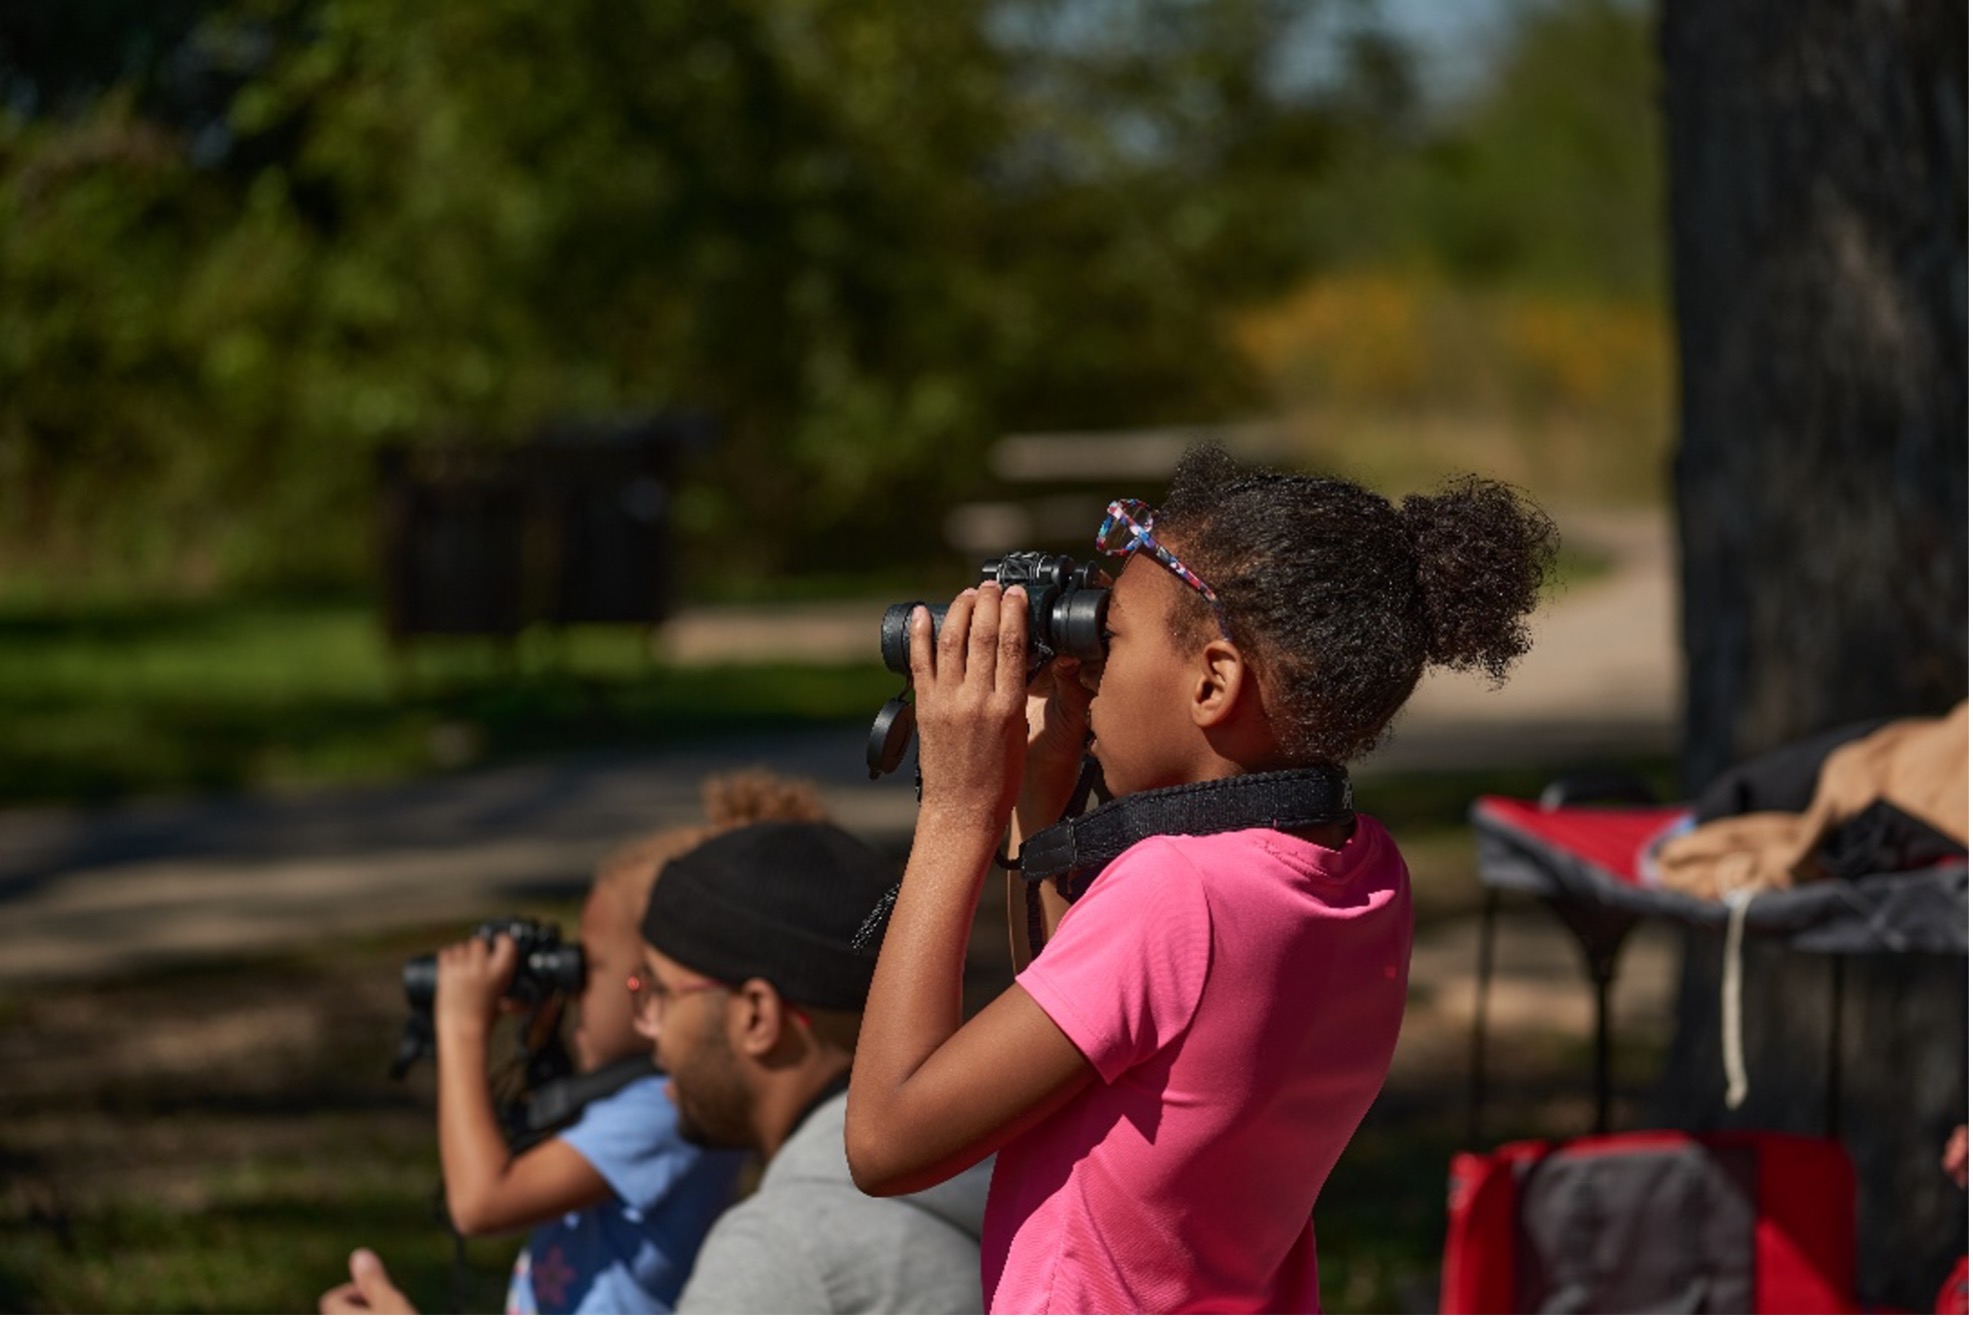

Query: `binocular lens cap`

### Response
(867, 697, 916, 779)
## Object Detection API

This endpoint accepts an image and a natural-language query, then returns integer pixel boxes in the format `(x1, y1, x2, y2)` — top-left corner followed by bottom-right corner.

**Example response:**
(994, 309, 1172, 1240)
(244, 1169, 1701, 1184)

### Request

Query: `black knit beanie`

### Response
(639, 820, 897, 1010)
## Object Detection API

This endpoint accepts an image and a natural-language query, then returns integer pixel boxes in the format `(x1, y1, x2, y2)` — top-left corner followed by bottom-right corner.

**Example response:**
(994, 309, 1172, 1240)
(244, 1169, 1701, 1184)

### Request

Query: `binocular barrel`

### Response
(877, 591, 1107, 677)
(878, 602, 944, 674)
(865, 551, 1108, 778)
(399, 942, 585, 1011)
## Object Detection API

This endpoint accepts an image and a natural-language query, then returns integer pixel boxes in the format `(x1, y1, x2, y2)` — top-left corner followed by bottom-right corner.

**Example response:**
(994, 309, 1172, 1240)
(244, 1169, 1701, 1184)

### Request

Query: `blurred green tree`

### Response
(1309, 0, 1662, 300)
(0, 0, 1417, 591)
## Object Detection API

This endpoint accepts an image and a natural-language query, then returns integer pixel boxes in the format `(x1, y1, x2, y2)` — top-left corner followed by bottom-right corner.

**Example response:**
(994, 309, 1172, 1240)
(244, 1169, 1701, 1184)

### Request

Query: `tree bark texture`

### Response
(1665, 0, 1966, 791)
(1659, 2, 1967, 1309)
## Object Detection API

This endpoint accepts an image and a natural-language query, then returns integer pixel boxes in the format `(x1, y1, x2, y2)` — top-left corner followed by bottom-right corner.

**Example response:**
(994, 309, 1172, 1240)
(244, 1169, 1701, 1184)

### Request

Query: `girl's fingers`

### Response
(916, 582, 1028, 705)
(996, 587, 1030, 696)
(967, 583, 1005, 684)
(1025, 655, 1074, 698)
(486, 934, 518, 977)
(912, 588, 975, 687)
(907, 603, 936, 687)
(936, 588, 978, 680)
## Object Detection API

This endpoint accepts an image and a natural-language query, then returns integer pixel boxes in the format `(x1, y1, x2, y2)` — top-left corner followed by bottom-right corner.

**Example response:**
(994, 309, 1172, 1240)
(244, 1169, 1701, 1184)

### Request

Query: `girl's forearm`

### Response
(865, 801, 1000, 1069)
(434, 1022, 513, 1235)
(849, 582, 1096, 1192)
(847, 803, 1002, 1185)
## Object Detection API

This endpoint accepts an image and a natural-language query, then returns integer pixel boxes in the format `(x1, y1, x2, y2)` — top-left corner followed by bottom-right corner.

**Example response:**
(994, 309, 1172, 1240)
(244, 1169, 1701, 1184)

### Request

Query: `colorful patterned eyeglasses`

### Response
(1095, 498, 1230, 639)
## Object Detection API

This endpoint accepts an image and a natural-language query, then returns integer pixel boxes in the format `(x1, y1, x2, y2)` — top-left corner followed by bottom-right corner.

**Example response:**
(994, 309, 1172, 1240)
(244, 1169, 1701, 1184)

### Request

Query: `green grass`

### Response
(0, 926, 545, 1314)
(0, 593, 895, 805)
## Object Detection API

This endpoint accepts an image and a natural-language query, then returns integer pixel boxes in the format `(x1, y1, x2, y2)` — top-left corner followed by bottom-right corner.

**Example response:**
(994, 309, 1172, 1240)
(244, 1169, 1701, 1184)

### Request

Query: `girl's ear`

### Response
(1190, 638, 1248, 729)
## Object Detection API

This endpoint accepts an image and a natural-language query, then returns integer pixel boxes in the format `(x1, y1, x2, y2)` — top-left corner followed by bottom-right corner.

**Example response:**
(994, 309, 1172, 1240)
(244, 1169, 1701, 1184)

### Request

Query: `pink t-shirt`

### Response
(983, 818, 1413, 1314)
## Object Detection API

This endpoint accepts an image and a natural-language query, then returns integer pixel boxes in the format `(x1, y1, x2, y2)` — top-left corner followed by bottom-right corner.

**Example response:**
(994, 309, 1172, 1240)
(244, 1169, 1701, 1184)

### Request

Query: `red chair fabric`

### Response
(1472, 796, 1688, 886)
(1937, 1255, 1968, 1314)
(1443, 1130, 1857, 1314)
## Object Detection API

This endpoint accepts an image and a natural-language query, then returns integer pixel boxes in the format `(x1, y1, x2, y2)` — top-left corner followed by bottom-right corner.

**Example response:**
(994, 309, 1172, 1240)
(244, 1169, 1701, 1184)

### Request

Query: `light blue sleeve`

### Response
(556, 1074, 733, 1211)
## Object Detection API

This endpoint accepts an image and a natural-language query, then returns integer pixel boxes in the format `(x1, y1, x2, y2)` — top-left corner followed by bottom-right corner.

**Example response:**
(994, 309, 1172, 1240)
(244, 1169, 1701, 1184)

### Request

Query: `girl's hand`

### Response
(433, 934, 518, 1039)
(1020, 656, 1094, 823)
(909, 583, 1031, 833)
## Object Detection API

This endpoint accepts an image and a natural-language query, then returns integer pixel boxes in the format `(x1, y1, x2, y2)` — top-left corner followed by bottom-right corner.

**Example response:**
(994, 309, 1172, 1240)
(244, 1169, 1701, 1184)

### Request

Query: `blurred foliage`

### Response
(1237, 0, 1671, 504)
(1237, 271, 1671, 502)
(1297, 0, 1663, 299)
(0, 0, 1661, 596)
(1240, 274, 1667, 426)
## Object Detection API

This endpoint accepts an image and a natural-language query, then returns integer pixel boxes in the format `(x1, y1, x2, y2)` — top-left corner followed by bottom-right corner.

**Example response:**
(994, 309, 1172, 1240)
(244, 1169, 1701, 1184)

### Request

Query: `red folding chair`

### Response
(1442, 1129, 1857, 1314)
(1453, 765, 1966, 1314)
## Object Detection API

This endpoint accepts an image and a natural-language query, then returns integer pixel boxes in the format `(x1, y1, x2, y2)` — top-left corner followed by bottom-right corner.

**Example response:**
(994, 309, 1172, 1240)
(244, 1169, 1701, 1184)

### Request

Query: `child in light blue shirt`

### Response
(505, 1071, 739, 1314)
(325, 773, 833, 1316)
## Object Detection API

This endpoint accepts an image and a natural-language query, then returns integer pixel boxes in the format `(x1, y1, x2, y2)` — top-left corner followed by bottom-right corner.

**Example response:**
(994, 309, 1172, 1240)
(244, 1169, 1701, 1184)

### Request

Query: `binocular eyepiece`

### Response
(867, 552, 1110, 778)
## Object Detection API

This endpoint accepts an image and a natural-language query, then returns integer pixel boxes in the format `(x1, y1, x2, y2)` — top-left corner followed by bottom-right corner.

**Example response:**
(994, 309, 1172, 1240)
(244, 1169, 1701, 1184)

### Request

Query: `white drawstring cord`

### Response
(1721, 886, 1757, 1110)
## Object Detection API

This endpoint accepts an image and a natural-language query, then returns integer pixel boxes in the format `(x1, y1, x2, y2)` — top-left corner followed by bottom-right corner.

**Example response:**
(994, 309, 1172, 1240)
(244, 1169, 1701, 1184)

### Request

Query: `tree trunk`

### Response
(1666, 0, 1966, 786)
(1660, 1, 1967, 1308)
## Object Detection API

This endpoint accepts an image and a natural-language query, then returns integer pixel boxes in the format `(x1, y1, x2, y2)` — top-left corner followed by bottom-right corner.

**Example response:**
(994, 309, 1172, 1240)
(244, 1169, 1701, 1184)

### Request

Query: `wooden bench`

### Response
(943, 423, 1297, 558)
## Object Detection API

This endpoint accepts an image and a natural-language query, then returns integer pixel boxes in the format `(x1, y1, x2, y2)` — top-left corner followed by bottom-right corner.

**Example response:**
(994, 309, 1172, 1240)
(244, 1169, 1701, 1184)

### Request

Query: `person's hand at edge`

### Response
(319, 1247, 418, 1315)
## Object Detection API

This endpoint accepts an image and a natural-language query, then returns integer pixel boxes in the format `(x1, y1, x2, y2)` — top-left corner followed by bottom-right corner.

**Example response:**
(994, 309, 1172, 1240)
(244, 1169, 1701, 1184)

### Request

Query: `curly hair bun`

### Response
(702, 768, 828, 828)
(1399, 477, 1558, 684)
(597, 770, 829, 904)
(1153, 443, 1557, 764)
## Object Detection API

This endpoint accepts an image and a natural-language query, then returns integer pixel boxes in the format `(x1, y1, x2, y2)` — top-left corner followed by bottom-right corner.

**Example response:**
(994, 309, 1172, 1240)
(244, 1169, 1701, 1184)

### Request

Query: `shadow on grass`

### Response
(0, 1186, 518, 1314)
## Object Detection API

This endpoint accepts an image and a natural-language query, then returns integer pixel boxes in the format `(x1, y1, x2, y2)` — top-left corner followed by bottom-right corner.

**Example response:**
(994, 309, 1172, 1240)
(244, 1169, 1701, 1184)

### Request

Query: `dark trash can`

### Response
(378, 411, 714, 644)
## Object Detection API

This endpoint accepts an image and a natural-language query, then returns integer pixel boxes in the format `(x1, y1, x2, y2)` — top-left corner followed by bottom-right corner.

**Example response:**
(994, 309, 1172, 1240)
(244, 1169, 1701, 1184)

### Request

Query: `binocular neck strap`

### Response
(519, 1055, 660, 1145)
(1020, 764, 1356, 960)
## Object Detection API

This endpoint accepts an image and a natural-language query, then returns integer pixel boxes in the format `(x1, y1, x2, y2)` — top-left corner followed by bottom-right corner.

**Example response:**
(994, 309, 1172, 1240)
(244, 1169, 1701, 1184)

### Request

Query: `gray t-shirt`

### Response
(676, 1090, 991, 1314)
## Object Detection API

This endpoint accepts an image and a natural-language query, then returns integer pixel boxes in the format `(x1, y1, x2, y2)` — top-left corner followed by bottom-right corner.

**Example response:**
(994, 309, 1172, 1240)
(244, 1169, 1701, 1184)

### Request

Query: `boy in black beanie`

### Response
(634, 820, 993, 1314)
(317, 817, 992, 1316)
